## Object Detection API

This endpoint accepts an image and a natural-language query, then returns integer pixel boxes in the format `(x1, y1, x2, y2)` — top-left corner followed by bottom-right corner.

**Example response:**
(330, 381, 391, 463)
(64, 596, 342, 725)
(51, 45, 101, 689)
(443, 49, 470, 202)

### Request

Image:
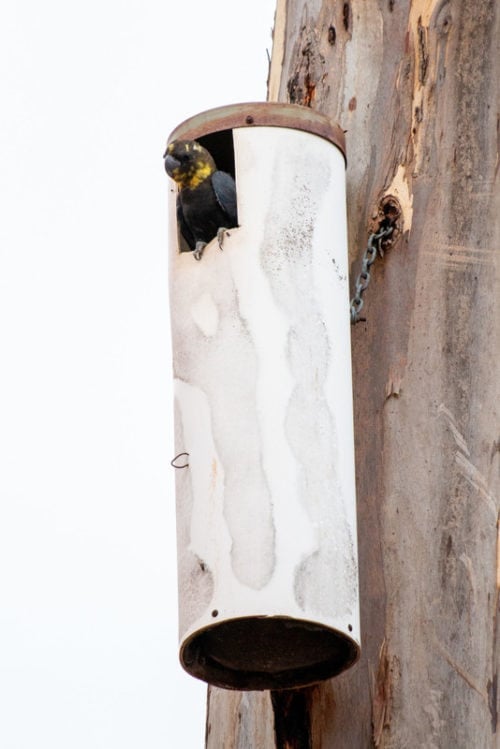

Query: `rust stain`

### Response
(287, 31, 322, 111)
(210, 458, 217, 492)
(348, 96, 357, 111)
(304, 75, 316, 108)
(372, 640, 393, 747)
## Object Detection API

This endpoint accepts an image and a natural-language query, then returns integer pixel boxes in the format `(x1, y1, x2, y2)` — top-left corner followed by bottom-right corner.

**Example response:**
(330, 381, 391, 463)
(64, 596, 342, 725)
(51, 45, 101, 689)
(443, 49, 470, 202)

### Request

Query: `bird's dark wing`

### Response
(211, 171, 238, 227)
(176, 196, 196, 250)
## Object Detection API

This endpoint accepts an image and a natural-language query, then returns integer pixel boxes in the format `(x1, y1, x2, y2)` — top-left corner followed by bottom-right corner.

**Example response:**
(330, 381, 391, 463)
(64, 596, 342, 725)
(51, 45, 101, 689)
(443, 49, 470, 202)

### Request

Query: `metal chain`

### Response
(350, 224, 395, 324)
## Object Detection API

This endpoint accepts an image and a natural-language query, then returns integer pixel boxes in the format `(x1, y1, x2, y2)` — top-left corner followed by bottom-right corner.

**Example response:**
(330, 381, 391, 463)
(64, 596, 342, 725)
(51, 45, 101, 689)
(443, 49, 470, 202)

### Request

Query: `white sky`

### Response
(0, 1, 276, 746)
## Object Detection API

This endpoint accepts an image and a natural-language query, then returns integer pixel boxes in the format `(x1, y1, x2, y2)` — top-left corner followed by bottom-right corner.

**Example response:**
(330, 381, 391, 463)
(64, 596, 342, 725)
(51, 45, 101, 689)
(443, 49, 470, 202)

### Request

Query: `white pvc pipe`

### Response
(169, 123, 360, 690)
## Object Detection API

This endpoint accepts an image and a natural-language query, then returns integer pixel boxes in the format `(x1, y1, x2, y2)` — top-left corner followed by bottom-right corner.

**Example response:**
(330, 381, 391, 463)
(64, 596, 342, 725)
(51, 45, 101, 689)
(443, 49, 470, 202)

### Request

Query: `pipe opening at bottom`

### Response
(181, 615, 360, 691)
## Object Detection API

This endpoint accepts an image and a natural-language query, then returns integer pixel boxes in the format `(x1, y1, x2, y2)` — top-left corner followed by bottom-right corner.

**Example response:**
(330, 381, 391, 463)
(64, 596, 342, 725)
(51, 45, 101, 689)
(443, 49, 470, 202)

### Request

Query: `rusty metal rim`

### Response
(167, 102, 346, 162)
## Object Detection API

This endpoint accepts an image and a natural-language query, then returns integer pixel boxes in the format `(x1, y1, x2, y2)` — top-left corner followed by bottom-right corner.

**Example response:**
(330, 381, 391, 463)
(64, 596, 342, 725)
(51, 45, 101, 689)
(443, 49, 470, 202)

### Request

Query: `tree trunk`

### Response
(206, 1, 500, 746)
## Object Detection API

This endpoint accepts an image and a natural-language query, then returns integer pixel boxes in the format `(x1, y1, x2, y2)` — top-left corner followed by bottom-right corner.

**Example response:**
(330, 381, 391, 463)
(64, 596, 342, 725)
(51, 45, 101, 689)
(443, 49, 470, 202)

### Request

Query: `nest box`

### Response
(166, 102, 360, 690)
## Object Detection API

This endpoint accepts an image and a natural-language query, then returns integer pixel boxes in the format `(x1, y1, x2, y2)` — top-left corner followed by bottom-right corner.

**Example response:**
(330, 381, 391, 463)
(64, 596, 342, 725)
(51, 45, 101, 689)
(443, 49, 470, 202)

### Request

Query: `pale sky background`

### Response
(0, 1, 276, 746)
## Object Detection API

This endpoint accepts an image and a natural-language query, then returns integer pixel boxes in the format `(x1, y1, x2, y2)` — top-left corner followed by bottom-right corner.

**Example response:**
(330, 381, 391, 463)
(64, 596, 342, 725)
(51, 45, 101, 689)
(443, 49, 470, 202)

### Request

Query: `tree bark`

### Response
(206, 1, 500, 746)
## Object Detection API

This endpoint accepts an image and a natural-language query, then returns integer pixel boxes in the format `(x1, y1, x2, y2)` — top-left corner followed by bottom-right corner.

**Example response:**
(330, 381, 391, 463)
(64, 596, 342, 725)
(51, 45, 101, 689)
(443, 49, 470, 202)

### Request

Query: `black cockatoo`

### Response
(164, 139, 238, 260)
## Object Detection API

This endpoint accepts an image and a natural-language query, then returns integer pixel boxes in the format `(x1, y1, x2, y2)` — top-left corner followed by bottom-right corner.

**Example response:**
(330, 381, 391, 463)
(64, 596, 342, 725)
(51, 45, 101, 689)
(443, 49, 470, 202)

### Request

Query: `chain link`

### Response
(350, 224, 395, 324)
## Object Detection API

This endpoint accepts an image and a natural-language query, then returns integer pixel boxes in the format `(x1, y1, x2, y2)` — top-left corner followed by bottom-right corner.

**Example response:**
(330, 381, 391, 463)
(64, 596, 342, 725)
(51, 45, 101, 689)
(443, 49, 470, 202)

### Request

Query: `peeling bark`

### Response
(206, 1, 500, 746)
(371, 640, 396, 748)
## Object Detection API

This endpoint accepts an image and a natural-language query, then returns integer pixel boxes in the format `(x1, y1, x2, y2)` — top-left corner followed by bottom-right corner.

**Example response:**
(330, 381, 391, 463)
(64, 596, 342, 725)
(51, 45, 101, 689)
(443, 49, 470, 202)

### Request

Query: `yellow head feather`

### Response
(164, 139, 216, 189)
